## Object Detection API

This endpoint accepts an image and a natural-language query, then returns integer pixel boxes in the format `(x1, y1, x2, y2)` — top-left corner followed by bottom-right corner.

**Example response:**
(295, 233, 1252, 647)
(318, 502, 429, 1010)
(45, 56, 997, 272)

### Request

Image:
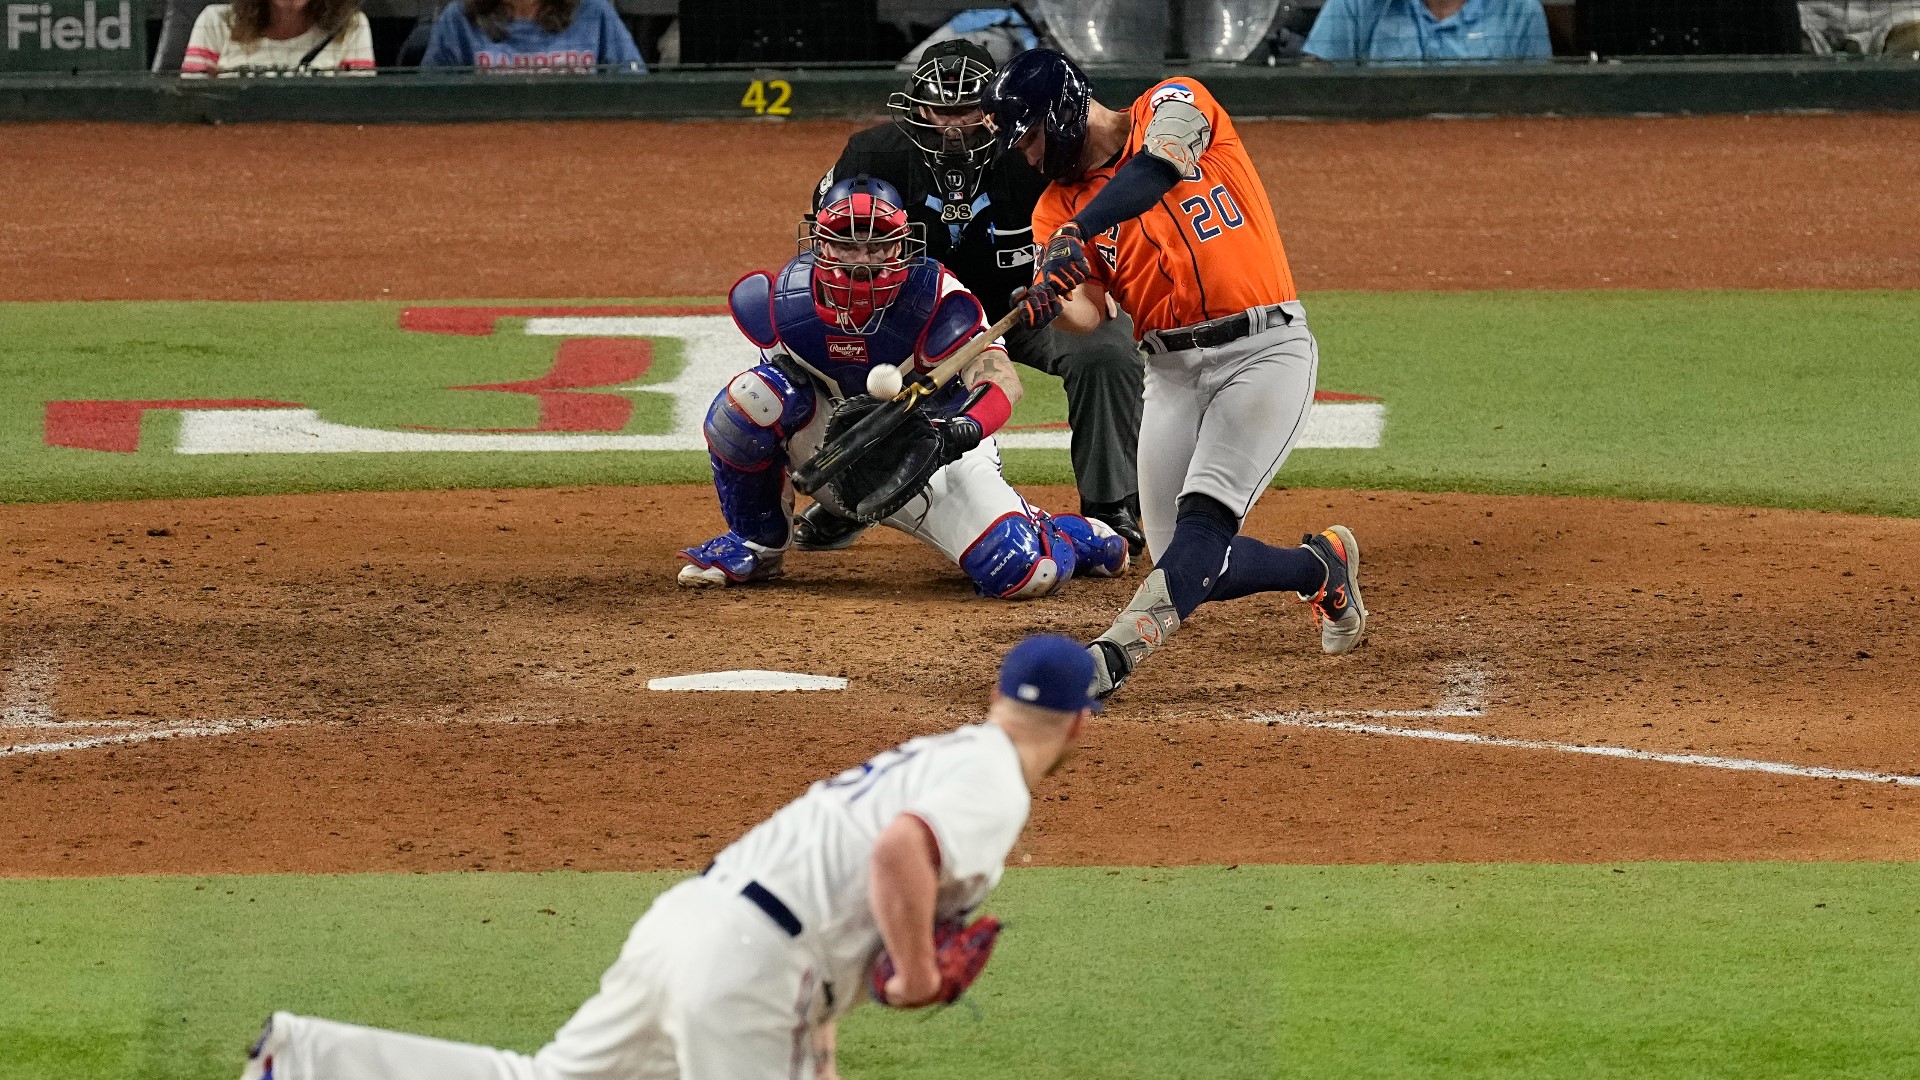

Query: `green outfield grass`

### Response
(2, 291, 1916, 514)
(3, 863, 1917, 1080)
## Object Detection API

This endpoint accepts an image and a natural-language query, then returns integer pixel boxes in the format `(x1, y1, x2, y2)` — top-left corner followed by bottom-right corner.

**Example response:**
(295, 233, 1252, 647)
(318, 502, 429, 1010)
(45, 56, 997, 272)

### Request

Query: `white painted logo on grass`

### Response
(647, 670, 848, 691)
(169, 314, 1381, 453)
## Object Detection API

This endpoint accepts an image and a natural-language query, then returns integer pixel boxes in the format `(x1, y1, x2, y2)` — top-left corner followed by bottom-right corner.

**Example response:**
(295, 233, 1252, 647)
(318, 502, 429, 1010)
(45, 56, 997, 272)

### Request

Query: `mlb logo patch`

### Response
(825, 337, 869, 363)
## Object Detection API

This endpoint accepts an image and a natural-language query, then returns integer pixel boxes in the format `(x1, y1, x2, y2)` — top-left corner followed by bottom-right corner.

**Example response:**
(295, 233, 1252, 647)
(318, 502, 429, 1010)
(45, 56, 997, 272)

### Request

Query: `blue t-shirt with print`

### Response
(1303, 0, 1550, 62)
(422, 0, 645, 71)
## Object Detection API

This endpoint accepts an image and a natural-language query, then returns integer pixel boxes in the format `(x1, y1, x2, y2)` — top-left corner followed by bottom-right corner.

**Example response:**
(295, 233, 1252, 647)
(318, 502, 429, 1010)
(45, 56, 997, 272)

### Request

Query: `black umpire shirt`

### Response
(818, 123, 1049, 324)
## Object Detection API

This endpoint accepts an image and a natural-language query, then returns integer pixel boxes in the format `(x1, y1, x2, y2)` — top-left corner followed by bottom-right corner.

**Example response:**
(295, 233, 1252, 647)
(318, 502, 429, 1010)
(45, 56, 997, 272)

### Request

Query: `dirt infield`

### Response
(3, 114, 1918, 302)
(4, 486, 1916, 876)
(5, 113, 1918, 878)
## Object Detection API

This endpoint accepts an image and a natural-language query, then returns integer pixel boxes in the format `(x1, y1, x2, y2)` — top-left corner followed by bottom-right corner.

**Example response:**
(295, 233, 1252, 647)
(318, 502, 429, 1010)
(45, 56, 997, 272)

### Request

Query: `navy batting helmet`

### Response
(981, 48, 1092, 182)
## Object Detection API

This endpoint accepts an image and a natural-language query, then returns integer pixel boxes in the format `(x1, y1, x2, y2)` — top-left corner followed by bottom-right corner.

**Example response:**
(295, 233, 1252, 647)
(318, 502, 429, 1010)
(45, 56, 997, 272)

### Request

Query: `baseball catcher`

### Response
(240, 634, 1098, 1080)
(807, 40, 1149, 557)
(676, 176, 1128, 599)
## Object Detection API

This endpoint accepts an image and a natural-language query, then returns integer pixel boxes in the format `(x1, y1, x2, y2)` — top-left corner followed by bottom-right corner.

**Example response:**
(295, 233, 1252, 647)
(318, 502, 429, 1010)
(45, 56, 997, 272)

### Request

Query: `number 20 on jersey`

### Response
(1180, 184, 1244, 242)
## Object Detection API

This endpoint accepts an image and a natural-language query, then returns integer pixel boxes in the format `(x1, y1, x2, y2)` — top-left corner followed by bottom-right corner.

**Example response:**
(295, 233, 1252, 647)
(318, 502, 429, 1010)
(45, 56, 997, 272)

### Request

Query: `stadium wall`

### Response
(1, 60, 1918, 124)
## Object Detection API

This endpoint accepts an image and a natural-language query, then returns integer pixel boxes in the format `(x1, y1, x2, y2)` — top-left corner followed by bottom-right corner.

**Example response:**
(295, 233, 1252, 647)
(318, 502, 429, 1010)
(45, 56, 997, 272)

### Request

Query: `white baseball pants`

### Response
(1137, 302, 1319, 561)
(256, 876, 825, 1080)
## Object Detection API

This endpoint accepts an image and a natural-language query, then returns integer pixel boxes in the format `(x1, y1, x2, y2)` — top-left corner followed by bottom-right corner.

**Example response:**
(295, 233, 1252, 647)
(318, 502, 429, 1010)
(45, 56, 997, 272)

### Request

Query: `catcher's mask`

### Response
(804, 176, 925, 334)
(888, 40, 998, 203)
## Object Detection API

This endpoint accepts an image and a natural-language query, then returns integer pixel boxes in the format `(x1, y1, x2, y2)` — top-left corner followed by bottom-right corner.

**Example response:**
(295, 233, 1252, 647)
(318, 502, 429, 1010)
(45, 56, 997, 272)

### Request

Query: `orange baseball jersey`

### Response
(1032, 77, 1297, 337)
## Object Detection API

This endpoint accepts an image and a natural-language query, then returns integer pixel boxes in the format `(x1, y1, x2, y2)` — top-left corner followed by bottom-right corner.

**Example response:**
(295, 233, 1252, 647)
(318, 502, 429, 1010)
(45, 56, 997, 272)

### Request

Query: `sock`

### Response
(1154, 494, 1240, 619)
(1205, 536, 1328, 604)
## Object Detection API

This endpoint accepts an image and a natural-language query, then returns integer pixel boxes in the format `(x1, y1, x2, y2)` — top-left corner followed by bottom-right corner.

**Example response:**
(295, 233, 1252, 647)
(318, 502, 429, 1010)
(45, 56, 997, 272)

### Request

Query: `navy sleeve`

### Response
(1068, 152, 1183, 238)
(420, 2, 470, 67)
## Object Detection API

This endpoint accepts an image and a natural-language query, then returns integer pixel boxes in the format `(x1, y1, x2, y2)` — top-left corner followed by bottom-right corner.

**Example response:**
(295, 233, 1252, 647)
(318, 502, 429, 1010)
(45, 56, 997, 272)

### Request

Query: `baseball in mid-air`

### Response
(866, 363, 905, 399)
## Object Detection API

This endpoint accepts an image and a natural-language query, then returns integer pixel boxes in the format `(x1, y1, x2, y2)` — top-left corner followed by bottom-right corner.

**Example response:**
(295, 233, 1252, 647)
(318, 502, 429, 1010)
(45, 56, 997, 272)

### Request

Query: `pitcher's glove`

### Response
(871, 915, 1003, 1007)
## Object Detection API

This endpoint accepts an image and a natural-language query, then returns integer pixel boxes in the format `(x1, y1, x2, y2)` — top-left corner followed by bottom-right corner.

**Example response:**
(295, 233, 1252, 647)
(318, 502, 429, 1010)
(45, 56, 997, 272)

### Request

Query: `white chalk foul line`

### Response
(0, 719, 290, 758)
(1251, 661, 1920, 788)
(1251, 715, 1920, 787)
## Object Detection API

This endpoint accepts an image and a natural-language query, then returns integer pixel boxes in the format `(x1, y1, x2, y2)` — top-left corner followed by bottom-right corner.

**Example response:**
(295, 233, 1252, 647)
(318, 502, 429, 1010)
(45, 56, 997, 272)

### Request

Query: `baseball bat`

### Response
(791, 300, 1028, 496)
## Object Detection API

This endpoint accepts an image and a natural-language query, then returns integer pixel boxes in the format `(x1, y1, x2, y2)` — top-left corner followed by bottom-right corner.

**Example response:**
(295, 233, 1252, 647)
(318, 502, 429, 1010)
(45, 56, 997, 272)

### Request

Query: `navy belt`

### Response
(702, 865, 802, 937)
(1142, 304, 1292, 354)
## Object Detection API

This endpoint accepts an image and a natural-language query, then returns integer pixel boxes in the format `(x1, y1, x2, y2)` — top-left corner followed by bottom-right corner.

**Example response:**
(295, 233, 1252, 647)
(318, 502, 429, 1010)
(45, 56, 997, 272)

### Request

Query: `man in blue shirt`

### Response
(422, 0, 644, 72)
(1303, 0, 1551, 62)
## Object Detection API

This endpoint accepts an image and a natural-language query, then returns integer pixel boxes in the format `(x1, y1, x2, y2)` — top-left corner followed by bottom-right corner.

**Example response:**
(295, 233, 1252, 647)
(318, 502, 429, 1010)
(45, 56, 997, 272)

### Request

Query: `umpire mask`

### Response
(889, 40, 999, 204)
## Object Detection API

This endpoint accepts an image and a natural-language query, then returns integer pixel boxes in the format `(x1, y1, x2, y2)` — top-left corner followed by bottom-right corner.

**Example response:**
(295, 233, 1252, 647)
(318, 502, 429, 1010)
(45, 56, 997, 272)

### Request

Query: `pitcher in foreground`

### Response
(240, 634, 1098, 1080)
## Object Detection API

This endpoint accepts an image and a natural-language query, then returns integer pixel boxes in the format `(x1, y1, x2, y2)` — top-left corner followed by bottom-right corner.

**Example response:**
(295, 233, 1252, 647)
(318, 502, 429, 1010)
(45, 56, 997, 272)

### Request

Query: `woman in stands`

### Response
(180, 0, 373, 76)
(421, 0, 644, 72)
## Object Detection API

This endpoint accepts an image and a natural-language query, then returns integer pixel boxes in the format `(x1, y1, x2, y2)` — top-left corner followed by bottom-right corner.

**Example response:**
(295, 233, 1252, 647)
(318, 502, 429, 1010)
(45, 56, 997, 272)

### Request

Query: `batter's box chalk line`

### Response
(648, 670, 848, 692)
(1, 648, 294, 757)
(1249, 661, 1920, 788)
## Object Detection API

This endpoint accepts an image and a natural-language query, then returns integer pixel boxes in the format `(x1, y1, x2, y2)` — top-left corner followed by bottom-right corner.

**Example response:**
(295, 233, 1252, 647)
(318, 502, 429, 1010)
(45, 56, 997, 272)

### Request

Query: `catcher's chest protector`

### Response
(772, 256, 964, 411)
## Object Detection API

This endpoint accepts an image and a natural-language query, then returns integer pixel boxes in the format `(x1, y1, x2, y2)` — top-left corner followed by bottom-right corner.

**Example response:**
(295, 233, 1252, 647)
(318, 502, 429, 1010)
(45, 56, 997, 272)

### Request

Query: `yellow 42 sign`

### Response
(740, 79, 793, 117)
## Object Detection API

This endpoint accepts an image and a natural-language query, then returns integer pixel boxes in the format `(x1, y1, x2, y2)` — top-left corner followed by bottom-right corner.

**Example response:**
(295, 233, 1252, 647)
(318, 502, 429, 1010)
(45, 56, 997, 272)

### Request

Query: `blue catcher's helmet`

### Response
(981, 48, 1092, 182)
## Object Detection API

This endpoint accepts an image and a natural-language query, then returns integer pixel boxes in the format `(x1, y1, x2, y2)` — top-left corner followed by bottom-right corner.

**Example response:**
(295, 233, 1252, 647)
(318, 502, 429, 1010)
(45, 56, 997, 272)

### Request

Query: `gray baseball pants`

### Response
(1137, 301, 1318, 560)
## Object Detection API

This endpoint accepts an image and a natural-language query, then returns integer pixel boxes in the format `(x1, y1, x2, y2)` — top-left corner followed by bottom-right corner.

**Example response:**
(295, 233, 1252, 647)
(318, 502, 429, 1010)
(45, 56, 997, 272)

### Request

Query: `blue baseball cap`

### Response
(997, 634, 1102, 714)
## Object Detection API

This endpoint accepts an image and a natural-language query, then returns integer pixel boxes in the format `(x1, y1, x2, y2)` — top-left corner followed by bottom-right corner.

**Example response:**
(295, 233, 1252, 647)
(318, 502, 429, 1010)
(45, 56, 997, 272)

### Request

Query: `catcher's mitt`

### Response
(821, 388, 983, 524)
(871, 914, 1002, 1007)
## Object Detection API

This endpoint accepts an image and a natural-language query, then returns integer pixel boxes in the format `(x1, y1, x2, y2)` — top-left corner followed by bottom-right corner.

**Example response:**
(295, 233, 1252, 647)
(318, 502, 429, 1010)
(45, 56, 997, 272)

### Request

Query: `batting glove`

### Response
(1036, 223, 1093, 293)
(1014, 283, 1065, 330)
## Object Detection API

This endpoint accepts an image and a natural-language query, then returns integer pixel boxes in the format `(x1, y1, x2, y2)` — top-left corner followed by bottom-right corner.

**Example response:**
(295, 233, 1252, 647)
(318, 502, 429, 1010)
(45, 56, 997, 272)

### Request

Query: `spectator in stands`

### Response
(421, 0, 645, 72)
(1800, 1, 1920, 55)
(180, 0, 373, 76)
(1303, 0, 1551, 62)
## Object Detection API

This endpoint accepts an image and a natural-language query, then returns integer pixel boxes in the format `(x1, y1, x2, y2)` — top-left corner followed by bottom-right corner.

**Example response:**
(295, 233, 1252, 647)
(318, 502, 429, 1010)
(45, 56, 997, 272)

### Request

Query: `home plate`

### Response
(647, 670, 848, 692)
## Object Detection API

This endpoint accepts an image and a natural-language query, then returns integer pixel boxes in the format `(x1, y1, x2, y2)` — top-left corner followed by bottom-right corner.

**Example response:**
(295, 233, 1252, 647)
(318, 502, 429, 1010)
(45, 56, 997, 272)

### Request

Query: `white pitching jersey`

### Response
(705, 722, 1031, 1016)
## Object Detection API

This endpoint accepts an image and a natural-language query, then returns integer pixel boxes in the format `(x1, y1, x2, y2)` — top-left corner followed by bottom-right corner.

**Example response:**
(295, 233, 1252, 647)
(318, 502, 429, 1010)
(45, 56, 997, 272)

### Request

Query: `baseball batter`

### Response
(983, 50, 1367, 697)
(240, 634, 1100, 1080)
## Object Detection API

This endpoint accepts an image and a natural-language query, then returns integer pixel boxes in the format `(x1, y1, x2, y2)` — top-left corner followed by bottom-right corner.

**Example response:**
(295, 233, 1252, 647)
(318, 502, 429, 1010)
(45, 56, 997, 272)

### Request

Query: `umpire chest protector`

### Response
(732, 255, 970, 413)
(822, 124, 1049, 324)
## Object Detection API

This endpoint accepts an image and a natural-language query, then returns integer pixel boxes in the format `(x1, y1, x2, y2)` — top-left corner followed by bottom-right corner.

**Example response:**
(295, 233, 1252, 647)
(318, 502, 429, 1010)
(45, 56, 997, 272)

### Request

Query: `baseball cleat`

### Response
(1082, 496, 1146, 558)
(677, 533, 786, 588)
(239, 1013, 278, 1080)
(1087, 639, 1130, 700)
(792, 502, 868, 551)
(1301, 526, 1366, 655)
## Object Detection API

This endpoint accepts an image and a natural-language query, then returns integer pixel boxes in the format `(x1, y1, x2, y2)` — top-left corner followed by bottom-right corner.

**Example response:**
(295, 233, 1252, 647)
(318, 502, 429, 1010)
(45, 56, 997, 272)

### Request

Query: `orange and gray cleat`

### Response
(1301, 525, 1367, 655)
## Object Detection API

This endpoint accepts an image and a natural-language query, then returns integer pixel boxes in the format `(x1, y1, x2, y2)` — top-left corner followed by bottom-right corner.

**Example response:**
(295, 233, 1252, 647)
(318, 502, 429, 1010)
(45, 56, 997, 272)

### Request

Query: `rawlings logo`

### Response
(825, 337, 869, 362)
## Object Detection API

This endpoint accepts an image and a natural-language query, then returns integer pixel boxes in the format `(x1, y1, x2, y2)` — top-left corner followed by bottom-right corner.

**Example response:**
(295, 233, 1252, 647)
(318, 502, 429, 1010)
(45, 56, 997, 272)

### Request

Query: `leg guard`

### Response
(702, 364, 817, 549)
(960, 511, 1078, 600)
(1048, 513, 1130, 578)
(1088, 568, 1182, 698)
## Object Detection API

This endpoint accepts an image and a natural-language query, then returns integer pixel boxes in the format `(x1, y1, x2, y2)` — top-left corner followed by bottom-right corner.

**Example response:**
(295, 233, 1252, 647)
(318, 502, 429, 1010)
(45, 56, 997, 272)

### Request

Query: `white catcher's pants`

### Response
(1137, 302, 1319, 561)
(257, 877, 825, 1080)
